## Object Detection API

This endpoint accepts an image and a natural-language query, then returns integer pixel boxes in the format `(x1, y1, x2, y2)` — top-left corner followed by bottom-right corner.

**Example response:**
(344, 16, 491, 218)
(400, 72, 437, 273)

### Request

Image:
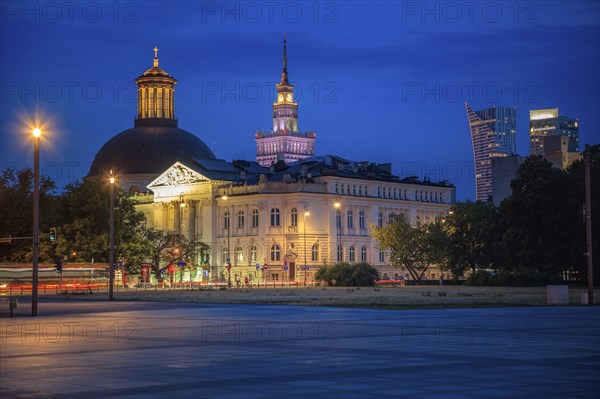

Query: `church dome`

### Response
(88, 119, 215, 177)
(87, 48, 215, 178)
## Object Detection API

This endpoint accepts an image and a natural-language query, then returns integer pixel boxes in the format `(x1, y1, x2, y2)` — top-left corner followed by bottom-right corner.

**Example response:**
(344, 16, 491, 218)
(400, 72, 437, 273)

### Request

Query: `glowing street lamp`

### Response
(31, 128, 41, 316)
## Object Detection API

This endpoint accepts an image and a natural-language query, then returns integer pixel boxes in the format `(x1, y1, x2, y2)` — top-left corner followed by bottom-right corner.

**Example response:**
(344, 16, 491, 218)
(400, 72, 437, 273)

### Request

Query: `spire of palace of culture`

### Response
(255, 34, 316, 166)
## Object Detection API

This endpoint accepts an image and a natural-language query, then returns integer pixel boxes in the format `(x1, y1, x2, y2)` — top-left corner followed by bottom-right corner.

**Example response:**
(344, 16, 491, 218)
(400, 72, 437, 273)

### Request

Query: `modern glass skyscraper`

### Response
(466, 103, 517, 201)
(529, 108, 579, 156)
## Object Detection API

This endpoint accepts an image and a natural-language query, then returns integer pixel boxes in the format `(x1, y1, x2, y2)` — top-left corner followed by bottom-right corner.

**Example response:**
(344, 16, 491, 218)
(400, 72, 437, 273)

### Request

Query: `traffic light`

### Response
(54, 261, 63, 273)
(49, 227, 57, 241)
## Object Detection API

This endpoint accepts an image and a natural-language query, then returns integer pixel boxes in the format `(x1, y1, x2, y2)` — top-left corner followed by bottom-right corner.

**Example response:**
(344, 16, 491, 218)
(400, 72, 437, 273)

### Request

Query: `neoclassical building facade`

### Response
(137, 156, 454, 283)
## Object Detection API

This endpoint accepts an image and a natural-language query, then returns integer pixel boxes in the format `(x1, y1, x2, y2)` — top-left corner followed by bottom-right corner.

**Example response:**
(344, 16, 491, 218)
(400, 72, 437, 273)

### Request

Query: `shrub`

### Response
(316, 262, 380, 287)
(465, 270, 494, 286)
(465, 268, 561, 286)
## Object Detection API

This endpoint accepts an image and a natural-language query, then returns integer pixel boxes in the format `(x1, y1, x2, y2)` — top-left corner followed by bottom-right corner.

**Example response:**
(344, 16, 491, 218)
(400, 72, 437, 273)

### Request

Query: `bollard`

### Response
(9, 297, 18, 318)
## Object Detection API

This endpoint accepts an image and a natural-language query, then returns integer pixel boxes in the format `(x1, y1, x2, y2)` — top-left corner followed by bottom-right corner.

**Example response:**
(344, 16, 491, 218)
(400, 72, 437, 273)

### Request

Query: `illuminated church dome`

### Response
(88, 48, 215, 190)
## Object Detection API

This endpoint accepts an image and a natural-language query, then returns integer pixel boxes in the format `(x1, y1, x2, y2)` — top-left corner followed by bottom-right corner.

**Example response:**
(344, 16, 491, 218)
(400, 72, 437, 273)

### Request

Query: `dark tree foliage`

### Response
(497, 156, 581, 280)
(0, 168, 58, 262)
(441, 201, 497, 278)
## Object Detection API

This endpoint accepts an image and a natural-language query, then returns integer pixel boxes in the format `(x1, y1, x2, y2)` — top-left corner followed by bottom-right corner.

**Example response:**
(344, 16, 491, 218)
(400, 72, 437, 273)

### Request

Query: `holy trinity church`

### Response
(88, 38, 455, 284)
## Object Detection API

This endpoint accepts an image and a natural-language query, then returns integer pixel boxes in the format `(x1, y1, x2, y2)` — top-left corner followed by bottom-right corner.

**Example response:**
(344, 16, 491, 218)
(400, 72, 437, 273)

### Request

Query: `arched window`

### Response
(347, 210, 354, 229)
(223, 247, 229, 264)
(236, 246, 243, 263)
(270, 245, 281, 262)
(359, 210, 365, 229)
(224, 211, 230, 230)
(311, 243, 319, 262)
(336, 209, 342, 228)
(349, 246, 355, 262)
(252, 209, 259, 227)
(378, 212, 383, 227)
(270, 208, 280, 226)
(360, 246, 367, 262)
(291, 208, 298, 227)
(237, 210, 244, 229)
(337, 245, 343, 262)
(250, 246, 257, 263)
(379, 250, 385, 263)
(388, 212, 395, 225)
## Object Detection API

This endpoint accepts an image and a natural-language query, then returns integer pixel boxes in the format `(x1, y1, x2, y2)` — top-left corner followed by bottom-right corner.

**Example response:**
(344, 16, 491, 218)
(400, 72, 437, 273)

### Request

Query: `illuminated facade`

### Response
(137, 156, 455, 283)
(255, 35, 316, 166)
(466, 103, 517, 201)
(529, 108, 579, 156)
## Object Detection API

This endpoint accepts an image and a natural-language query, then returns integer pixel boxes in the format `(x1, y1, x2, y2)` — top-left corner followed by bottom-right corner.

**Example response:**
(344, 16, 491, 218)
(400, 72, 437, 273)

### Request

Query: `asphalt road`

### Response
(1, 300, 599, 398)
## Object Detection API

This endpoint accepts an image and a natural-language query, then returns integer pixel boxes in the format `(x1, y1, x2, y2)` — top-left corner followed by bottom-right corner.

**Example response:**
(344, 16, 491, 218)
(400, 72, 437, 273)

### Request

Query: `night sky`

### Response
(1, 1, 599, 200)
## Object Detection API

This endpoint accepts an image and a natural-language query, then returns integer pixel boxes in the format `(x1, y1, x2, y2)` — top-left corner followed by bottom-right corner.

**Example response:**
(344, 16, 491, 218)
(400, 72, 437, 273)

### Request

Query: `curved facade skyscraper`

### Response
(466, 103, 517, 201)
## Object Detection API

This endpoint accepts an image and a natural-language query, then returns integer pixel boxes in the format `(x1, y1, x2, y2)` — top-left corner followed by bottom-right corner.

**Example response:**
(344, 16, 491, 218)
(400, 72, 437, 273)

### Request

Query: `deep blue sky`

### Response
(1, 1, 599, 200)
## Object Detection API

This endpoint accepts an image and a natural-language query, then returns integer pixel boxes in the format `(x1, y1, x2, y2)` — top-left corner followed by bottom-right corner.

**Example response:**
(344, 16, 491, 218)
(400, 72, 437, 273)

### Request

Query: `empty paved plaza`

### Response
(1, 301, 599, 398)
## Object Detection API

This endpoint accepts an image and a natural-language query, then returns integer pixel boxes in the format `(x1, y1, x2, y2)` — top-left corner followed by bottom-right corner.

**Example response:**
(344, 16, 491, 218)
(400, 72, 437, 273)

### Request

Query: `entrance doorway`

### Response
(289, 262, 296, 281)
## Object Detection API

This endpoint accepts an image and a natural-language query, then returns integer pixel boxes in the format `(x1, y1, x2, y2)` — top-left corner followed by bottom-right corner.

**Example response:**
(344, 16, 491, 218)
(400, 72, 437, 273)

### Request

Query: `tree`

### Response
(497, 156, 578, 280)
(0, 168, 57, 262)
(144, 227, 210, 283)
(441, 201, 497, 278)
(371, 214, 445, 284)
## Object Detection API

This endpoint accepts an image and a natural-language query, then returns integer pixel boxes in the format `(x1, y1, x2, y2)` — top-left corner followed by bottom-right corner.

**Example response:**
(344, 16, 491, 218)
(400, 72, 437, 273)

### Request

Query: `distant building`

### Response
(491, 155, 525, 206)
(255, 35, 316, 166)
(466, 103, 517, 201)
(542, 135, 582, 170)
(529, 108, 579, 156)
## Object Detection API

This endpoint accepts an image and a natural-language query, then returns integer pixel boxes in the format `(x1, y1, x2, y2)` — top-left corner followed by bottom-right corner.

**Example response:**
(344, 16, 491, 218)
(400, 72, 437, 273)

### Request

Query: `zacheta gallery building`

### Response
(88, 40, 455, 283)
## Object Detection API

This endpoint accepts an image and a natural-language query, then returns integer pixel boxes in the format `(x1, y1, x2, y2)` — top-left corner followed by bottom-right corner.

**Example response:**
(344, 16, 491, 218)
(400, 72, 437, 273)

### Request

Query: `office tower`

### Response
(466, 103, 517, 201)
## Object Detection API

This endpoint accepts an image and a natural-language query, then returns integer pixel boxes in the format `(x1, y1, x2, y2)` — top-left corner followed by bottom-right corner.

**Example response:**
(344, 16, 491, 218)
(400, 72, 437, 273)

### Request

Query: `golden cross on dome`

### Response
(153, 46, 159, 67)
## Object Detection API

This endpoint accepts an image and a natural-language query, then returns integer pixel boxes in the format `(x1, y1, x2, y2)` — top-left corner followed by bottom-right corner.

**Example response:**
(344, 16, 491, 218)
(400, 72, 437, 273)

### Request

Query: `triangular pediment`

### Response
(148, 162, 210, 189)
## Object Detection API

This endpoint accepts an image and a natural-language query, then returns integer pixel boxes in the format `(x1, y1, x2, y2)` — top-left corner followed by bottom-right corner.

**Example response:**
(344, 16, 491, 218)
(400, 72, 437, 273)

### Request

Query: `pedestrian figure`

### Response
(236, 275, 241, 288)
(244, 276, 249, 287)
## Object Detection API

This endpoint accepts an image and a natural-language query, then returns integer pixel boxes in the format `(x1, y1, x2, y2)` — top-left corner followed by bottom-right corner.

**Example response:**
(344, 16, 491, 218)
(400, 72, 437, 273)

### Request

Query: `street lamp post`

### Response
(31, 128, 41, 316)
(222, 194, 231, 288)
(179, 195, 186, 287)
(303, 207, 310, 286)
(109, 170, 116, 300)
(334, 200, 341, 263)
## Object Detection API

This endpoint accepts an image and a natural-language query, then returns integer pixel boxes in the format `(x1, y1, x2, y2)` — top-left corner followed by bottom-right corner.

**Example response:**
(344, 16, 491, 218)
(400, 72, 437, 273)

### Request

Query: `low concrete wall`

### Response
(546, 285, 569, 305)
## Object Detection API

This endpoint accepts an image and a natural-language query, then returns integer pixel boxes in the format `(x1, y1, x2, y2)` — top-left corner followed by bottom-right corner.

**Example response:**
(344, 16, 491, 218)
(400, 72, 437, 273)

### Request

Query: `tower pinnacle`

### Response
(283, 33, 287, 72)
(153, 46, 159, 67)
(279, 34, 290, 87)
